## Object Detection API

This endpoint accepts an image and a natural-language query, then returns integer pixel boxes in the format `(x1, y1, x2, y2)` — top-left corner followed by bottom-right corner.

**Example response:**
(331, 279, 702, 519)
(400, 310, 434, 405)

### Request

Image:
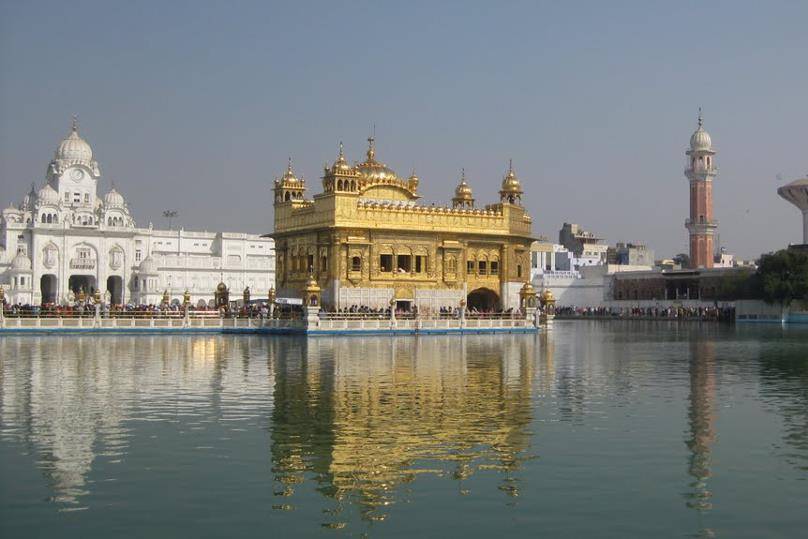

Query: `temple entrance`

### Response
(395, 300, 413, 312)
(68, 275, 97, 297)
(40, 274, 57, 304)
(466, 288, 500, 312)
(107, 275, 123, 305)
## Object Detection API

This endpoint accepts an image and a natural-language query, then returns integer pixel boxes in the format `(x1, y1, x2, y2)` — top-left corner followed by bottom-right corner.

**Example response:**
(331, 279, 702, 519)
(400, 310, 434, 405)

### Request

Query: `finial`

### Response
(338, 140, 344, 159)
(461, 167, 466, 183)
(71, 114, 79, 132)
(697, 107, 703, 128)
(286, 156, 293, 173)
(508, 158, 514, 174)
(367, 133, 376, 161)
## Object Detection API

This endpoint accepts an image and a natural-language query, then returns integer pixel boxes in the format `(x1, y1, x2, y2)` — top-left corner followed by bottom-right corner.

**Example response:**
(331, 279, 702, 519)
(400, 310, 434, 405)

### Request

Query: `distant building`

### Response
(611, 267, 752, 302)
(559, 222, 603, 256)
(607, 242, 655, 267)
(713, 248, 735, 268)
(0, 120, 275, 306)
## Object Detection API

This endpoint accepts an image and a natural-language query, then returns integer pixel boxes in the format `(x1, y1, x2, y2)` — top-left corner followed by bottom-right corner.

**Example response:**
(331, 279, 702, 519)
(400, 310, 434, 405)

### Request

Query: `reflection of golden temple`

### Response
(270, 335, 537, 524)
(271, 137, 535, 311)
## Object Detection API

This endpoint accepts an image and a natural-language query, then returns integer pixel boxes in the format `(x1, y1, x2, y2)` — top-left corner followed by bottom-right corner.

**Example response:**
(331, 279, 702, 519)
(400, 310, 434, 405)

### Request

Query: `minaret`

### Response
(684, 110, 718, 268)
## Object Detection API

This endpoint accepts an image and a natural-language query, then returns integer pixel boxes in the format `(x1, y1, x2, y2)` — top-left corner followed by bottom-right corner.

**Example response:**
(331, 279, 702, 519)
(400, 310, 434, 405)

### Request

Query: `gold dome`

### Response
(280, 157, 301, 184)
(454, 169, 473, 199)
(330, 141, 355, 175)
(408, 170, 420, 189)
(355, 137, 399, 182)
(305, 274, 321, 292)
(540, 288, 555, 303)
(500, 160, 523, 194)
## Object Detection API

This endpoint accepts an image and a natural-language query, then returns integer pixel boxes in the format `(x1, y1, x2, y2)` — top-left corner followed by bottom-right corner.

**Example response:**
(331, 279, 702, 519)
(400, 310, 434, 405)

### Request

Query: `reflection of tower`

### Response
(684, 110, 718, 268)
(777, 176, 808, 245)
(685, 339, 717, 512)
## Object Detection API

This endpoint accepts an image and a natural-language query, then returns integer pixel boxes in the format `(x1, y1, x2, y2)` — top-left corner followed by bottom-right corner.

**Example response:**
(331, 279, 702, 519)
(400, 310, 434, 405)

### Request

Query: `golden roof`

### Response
(500, 159, 523, 194)
(279, 157, 302, 184)
(329, 141, 356, 175)
(454, 168, 474, 199)
(355, 137, 399, 182)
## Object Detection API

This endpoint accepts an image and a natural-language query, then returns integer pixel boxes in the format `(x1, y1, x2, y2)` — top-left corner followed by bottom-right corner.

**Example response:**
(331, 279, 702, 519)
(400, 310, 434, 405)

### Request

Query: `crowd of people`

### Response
(555, 305, 735, 321)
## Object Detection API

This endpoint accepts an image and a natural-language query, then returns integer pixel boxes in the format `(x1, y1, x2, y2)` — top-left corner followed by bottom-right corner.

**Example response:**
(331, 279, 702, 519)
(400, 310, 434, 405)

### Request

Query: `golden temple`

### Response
(271, 137, 535, 311)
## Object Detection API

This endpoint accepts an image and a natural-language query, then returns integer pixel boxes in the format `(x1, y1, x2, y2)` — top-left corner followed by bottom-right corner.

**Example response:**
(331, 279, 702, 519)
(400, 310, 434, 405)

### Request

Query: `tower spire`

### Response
(697, 107, 703, 128)
(367, 134, 376, 161)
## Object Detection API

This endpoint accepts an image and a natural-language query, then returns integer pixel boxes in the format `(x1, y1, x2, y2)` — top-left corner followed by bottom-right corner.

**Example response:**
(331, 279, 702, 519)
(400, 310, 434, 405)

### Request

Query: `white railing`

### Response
(1, 310, 534, 332)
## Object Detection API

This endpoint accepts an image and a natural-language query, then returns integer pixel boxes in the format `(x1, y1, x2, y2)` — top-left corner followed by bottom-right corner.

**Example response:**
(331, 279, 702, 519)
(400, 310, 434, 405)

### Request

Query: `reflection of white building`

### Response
(0, 120, 274, 306)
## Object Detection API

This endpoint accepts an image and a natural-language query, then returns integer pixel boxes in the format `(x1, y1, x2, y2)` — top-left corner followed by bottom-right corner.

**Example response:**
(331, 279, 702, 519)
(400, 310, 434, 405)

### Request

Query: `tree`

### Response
(756, 249, 808, 305)
(673, 253, 691, 268)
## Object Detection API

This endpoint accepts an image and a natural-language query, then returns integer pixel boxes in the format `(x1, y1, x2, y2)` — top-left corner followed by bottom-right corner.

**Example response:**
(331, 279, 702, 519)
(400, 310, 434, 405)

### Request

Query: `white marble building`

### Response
(0, 120, 274, 306)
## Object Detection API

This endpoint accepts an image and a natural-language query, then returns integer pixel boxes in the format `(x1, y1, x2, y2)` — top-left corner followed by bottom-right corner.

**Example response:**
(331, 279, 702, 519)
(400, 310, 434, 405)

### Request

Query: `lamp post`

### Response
(268, 287, 276, 317)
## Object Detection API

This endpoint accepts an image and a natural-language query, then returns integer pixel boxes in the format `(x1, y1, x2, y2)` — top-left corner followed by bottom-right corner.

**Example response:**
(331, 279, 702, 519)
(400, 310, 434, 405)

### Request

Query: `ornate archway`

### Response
(466, 288, 500, 312)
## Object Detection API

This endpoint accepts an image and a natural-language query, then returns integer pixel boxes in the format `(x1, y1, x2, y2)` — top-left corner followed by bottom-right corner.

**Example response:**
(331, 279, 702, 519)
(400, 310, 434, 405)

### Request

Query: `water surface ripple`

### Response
(0, 323, 806, 537)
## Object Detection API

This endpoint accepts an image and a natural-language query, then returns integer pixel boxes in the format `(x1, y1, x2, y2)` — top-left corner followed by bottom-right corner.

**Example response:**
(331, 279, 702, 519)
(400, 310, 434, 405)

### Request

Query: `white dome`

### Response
(11, 251, 32, 271)
(138, 255, 158, 274)
(690, 127, 712, 151)
(689, 112, 712, 151)
(104, 188, 125, 208)
(37, 184, 59, 205)
(55, 122, 93, 163)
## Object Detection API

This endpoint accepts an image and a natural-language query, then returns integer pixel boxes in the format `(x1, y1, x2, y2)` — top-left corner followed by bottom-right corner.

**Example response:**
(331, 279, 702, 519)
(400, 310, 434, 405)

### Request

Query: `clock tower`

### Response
(684, 110, 718, 269)
(47, 117, 102, 225)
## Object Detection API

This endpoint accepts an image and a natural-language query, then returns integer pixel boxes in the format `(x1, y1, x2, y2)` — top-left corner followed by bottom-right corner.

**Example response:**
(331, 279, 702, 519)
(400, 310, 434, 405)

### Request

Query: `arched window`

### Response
(337, 180, 343, 191)
(284, 192, 291, 201)
(351, 256, 361, 272)
(350, 180, 356, 191)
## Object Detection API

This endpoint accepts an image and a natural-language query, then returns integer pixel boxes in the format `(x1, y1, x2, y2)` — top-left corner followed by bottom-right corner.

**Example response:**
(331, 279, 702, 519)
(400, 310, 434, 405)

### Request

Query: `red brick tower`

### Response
(685, 110, 717, 268)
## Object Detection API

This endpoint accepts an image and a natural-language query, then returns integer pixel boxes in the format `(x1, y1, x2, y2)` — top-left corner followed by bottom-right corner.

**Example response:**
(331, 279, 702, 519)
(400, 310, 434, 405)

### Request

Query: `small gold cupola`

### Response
(274, 157, 306, 204)
(407, 169, 420, 193)
(324, 141, 360, 193)
(499, 159, 523, 205)
(452, 168, 475, 209)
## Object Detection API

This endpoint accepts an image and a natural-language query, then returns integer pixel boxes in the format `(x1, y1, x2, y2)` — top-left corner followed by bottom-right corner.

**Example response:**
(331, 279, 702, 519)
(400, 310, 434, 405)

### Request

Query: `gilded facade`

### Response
(271, 138, 535, 311)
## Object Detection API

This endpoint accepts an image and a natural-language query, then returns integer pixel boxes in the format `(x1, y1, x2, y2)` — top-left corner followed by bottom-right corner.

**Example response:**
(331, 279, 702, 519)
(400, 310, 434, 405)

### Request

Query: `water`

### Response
(0, 322, 806, 538)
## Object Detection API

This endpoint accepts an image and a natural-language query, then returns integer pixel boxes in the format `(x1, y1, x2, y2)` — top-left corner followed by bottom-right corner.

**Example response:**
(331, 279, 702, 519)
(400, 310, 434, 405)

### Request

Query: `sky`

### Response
(1, 0, 806, 259)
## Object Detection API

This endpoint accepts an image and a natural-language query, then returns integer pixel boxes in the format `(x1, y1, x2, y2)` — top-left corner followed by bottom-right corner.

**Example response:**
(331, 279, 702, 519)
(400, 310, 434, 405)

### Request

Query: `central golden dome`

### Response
(355, 137, 399, 181)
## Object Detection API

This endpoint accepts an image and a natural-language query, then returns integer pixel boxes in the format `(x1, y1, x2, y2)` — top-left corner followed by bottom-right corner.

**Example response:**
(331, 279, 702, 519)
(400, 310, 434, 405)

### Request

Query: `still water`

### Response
(0, 322, 806, 538)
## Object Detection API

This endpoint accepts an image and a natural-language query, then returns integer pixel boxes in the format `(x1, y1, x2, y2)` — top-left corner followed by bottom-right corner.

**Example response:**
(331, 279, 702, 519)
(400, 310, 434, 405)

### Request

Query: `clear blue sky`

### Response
(1, 0, 806, 258)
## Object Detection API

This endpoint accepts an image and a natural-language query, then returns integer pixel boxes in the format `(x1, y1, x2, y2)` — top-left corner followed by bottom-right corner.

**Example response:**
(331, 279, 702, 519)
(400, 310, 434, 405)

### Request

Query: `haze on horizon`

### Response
(1, 0, 806, 259)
